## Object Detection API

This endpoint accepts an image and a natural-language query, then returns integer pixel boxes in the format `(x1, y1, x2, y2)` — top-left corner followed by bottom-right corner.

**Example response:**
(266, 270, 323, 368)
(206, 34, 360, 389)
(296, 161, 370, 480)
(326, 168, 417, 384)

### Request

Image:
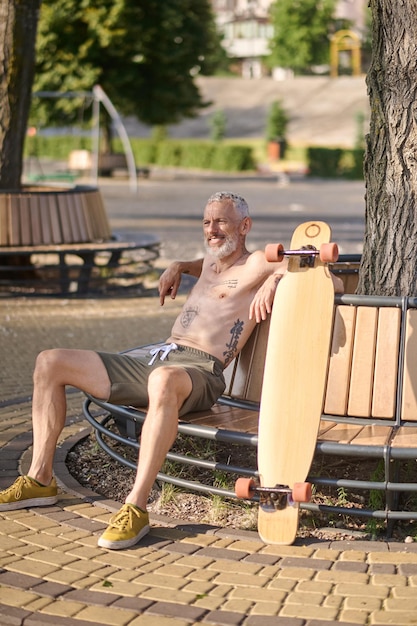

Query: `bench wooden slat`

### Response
(391, 426, 417, 447)
(48, 194, 62, 243)
(317, 420, 337, 436)
(66, 192, 82, 242)
(401, 309, 417, 422)
(324, 305, 357, 415)
(372, 307, 401, 418)
(9, 195, 21, 245)
(20, 196, 32, 245)
(316, 421, 365, 444)
(30, 194, 43, 245)
(347, 306, 378, 417)
(349, 424, 392, 446)
(38, 196, 52, 244)
(0, 194, 8, 245)
(184, 406, 259, 433)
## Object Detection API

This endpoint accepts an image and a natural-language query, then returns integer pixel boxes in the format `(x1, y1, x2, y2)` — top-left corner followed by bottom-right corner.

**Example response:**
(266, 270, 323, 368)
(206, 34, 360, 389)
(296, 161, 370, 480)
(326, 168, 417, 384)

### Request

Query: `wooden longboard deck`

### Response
(257, 221, 335, 544)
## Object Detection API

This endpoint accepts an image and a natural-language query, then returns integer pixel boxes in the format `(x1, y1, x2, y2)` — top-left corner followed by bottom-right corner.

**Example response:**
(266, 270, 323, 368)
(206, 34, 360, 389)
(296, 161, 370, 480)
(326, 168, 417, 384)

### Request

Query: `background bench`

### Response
(83, 256, 417, 534)
(0, 185, 160, 296)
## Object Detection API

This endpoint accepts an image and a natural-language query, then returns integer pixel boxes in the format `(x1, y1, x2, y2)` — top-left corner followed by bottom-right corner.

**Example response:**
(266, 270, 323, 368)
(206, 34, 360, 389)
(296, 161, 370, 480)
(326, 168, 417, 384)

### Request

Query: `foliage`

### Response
(32, 0, 227, 130)
(265, 100, 289, 141)
(307, 146, 363, 179)
(25, 135, 256, 172)
(210, 109, 227, 142)
(267, 0, 337, 74)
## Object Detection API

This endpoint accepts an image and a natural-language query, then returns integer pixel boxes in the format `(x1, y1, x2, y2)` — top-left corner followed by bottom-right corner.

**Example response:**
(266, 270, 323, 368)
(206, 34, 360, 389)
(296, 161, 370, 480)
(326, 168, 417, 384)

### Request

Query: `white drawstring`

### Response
(148, 342, 178, 365)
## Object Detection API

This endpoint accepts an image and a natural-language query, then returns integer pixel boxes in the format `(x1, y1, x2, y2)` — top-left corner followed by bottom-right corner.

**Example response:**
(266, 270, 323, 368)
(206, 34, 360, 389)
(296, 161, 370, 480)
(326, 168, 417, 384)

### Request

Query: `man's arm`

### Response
(249, 271, 285, 323)
(248, 252, 345, 323)
(159, 259, 204, 305)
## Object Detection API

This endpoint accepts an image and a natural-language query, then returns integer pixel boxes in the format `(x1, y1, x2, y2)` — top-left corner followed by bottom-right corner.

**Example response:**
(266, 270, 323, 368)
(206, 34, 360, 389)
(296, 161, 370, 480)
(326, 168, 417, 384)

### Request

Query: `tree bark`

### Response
(358, 0, 417, 297)
(0, 0, 41, 189)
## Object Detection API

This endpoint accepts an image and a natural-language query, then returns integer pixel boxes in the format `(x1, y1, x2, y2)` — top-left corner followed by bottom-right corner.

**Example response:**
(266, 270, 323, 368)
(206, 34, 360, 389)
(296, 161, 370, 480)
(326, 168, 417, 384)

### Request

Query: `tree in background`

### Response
(358, 0, 417, 296)
(0, 0, 41, 189)
(32, 0, 227, 146)
(267, 0, 336, 74)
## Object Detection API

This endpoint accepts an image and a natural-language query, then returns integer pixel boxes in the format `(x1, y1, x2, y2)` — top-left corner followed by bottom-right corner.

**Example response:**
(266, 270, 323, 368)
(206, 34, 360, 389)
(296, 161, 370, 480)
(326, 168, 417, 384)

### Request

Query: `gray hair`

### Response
(206, 191, 250, 219)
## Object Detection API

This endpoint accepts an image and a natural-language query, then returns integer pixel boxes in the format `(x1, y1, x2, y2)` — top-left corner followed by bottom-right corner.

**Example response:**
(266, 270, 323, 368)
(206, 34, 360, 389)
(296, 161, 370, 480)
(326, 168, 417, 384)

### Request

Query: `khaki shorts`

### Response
(97, 344, 226, 417)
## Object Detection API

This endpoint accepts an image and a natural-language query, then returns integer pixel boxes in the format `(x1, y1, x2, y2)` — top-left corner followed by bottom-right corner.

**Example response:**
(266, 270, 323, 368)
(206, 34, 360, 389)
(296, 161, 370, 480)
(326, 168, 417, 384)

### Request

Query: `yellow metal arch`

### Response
(330, 29, 361, 78)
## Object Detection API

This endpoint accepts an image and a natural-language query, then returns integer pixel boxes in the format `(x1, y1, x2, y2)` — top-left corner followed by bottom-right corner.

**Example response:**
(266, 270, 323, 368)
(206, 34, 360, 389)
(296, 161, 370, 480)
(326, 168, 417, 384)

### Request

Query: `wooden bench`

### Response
(82, 257, 417, 531)
(0, 185, 160, 295)
(0, 236, 160, 296)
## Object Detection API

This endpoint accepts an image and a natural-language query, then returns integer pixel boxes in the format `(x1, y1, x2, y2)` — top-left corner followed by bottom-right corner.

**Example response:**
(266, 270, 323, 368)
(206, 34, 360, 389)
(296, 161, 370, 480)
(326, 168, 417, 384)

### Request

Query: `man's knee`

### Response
(148, 366, 192, 404)
(34, 349, 64, 378)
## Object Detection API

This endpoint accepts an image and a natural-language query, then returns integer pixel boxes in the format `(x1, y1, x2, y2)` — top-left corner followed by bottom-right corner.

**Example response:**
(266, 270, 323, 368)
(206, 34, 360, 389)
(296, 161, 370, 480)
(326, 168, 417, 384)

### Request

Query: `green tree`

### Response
(265, 100, 289, 142)
(0, 0, 41, 189)
(268, 0, 337, 74)
(32, 0, 227, 135)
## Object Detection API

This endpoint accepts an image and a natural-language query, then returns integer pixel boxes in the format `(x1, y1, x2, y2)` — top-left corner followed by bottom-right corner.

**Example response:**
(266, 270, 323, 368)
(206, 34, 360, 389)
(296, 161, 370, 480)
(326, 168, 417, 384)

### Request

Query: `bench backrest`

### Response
(224, 298, 417, 424)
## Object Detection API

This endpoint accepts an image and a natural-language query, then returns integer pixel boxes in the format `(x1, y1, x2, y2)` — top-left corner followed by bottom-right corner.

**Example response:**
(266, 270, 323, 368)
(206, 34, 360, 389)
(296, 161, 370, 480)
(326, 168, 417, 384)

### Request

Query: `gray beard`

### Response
(205, 236, 238, 259)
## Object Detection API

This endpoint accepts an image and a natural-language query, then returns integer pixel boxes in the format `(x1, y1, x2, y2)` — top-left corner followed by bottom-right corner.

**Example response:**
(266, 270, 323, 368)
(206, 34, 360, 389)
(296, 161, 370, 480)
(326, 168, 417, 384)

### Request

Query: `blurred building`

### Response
(211, 0, 368, 78)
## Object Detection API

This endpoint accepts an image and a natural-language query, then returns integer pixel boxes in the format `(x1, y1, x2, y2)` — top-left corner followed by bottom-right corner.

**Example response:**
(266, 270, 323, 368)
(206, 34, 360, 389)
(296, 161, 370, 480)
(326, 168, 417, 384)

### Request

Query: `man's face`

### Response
(203, 201, 242, 259)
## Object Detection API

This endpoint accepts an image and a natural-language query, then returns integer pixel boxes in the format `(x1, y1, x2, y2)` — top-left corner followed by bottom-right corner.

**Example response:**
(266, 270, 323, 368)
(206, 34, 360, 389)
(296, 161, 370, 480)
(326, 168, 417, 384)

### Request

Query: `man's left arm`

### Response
(248, 254, 344, 323)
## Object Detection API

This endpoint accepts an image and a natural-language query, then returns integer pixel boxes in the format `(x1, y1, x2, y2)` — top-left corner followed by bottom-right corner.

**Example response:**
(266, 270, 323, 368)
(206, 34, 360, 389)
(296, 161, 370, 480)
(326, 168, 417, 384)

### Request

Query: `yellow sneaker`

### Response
(0, 476, 58, 511)
(98, 503, 150, 550)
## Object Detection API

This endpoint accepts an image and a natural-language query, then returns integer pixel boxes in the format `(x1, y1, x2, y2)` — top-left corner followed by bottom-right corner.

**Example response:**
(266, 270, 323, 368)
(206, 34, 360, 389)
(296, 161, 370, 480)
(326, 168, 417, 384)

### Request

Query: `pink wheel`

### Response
(265, 243, 285, 263)
(292, 482, 312, 503)
(320, 242, 339, 263)
(235, 477, 256, 499)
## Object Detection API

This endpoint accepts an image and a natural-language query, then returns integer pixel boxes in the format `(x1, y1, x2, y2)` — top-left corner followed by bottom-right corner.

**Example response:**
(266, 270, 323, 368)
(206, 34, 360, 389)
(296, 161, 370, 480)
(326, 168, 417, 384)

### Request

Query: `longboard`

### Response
(235, 221, 337, 544)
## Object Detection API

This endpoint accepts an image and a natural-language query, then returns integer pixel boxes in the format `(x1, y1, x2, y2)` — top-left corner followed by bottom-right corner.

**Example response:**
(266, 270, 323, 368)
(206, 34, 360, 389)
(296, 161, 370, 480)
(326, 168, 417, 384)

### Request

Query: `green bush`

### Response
(155, 141, 182, 167)
(23, 134, 255, 173)
(210, 145, 255, 171)
(179, 142, 215, 169)
(128, 139, 158, 165)
(307, 146, 364, 179)
(307, 147, 343, 178)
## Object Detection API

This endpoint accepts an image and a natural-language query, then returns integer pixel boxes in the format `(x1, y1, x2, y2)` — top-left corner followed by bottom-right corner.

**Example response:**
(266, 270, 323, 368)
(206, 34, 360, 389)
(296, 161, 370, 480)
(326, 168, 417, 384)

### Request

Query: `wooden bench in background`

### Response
(0, 185, 159, 296)
(83, 256, 417, 533)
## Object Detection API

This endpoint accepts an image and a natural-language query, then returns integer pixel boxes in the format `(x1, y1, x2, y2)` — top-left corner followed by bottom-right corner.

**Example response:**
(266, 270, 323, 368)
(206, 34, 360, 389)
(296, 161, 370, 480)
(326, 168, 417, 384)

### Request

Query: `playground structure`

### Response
(330, 30, 362, 78)
(30, 85, 138, 193)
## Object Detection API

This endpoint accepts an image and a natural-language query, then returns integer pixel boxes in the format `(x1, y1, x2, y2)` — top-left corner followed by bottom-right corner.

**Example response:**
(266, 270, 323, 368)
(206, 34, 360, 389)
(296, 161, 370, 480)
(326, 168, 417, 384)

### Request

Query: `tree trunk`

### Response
(358, 0, 417, 297)
(0, 0, 41, 189)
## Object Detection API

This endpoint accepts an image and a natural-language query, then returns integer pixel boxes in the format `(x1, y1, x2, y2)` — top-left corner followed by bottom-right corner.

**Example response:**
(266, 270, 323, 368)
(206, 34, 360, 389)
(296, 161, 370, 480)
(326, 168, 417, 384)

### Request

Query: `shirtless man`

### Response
(0, 191, 341, 550)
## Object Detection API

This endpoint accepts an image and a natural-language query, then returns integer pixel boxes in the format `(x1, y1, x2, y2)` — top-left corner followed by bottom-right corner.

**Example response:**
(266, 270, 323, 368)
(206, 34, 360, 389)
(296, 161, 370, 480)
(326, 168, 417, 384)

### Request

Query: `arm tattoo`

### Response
(180, 307, 199, 328)
(223, 319, 244, 366)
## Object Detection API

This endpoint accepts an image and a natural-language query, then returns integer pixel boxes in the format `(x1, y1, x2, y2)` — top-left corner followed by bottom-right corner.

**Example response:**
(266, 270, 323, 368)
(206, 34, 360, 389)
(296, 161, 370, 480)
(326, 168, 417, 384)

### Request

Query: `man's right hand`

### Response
(159, 259, 204, 306)
(159, 262, 183, 306)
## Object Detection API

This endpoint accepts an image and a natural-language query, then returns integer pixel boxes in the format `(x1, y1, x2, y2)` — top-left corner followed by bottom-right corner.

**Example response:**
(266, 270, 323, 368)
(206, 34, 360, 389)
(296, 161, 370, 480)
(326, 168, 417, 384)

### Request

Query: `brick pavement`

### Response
(1, 297, 417, 626)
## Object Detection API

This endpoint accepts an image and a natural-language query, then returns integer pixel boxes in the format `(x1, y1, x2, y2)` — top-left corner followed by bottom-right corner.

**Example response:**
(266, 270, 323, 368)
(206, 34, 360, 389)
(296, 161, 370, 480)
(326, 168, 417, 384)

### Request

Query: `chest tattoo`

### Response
(223, 279, 238, 289)
(180, 307, 199, 328)
(223, 318, 244, 366)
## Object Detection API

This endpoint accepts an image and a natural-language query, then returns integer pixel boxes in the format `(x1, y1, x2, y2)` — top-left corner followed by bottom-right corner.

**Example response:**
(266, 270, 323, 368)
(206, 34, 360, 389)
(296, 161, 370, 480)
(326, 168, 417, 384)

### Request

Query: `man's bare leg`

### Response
(29, 348, 111, 485)
(0, 348, 111, 511)
(98, 365, 192, 549)
(124, 366, 193, 510)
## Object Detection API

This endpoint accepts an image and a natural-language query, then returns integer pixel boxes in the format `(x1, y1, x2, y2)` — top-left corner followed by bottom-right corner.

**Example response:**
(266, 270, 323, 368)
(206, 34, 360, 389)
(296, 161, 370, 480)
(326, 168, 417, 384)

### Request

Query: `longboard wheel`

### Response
(320, 242, 339, 263)
(292, 482, 312, 503)
(265, 243, 285, 263)
(235, 477, 256, 499)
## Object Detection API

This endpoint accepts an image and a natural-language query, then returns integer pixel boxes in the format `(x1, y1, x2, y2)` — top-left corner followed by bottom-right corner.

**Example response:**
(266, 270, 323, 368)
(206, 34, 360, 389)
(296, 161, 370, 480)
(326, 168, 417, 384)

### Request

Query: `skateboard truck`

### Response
(265, 242, 339, 266)
(235, 477, 312, 511)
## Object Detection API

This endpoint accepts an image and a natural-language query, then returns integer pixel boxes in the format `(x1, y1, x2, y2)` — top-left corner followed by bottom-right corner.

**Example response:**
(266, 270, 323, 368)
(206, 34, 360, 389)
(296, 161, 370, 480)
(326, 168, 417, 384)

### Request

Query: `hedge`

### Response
(25, 136, 256, 172)
(307, 146, 364, 179)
